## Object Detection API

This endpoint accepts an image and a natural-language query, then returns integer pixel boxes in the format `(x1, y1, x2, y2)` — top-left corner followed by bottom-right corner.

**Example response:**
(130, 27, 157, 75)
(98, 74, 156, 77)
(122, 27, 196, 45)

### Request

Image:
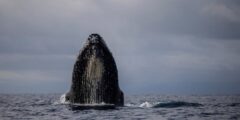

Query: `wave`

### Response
(228, 103, 240, 107)
(129, 101, 202, 108)
(153, 101, 202, 108)
(56, 94, 202, 109)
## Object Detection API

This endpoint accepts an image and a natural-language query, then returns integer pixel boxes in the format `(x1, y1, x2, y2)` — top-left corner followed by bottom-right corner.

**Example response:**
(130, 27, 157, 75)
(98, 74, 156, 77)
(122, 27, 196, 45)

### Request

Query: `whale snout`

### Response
(87, 33, 102, 44)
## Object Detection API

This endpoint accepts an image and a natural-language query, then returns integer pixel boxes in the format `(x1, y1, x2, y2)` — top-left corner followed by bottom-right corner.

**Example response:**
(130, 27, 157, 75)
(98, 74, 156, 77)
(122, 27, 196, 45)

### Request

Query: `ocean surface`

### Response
(0, 94, 240, 120)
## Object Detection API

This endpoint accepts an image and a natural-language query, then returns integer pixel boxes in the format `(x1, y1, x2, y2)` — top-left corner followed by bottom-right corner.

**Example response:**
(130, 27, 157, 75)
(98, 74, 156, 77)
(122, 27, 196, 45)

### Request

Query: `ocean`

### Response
(0, 94, 240, 120)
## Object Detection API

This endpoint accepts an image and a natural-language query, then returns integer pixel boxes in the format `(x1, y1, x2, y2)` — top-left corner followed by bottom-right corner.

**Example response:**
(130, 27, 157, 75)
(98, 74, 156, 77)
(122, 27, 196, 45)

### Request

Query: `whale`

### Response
(66, 34, 124, 107)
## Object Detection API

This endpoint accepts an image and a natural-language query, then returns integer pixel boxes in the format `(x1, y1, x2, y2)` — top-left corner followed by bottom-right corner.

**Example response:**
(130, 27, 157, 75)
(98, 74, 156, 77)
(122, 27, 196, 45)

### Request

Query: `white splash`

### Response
(139, 101, 153, 108)
(53, 93, 70, 105)
(125, 103, 135, 107)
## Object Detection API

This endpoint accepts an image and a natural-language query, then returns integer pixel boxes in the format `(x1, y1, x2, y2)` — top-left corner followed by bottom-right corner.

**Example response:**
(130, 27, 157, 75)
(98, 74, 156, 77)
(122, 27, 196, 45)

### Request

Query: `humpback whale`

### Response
(66, 34, 124, 106)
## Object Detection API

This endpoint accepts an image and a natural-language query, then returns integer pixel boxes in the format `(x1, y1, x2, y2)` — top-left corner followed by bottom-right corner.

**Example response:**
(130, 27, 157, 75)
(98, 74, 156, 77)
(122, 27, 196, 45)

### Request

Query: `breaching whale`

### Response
(66, 34, 124, 107)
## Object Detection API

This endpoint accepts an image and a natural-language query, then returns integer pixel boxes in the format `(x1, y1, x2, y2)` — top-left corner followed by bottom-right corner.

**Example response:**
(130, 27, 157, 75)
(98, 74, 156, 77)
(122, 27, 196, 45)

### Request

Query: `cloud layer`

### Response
(0, 0, 240, 94)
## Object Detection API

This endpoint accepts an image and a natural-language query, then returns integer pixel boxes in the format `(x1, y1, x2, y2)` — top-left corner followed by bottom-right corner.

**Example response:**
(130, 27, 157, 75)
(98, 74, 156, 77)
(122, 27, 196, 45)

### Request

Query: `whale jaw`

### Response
(67, 34, 124, 106)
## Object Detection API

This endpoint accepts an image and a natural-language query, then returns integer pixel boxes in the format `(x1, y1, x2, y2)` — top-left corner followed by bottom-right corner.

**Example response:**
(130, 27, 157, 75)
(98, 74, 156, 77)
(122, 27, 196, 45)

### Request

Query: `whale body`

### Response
(66, 34, 124, 106)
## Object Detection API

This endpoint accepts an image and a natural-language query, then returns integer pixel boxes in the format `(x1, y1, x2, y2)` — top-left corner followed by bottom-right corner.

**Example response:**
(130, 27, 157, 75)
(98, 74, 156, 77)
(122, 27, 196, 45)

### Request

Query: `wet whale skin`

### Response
(66, 34, 124, 106)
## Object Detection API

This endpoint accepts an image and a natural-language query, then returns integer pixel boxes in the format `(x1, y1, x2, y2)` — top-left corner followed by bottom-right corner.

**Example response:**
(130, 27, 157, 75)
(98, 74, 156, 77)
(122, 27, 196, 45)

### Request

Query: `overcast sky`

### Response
(1, 0, 240, 94)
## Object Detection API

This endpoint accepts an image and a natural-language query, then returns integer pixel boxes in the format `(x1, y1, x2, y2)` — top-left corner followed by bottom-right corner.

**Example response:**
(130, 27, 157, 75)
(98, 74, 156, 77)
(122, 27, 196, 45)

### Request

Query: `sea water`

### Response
(0, 94, 240, 120)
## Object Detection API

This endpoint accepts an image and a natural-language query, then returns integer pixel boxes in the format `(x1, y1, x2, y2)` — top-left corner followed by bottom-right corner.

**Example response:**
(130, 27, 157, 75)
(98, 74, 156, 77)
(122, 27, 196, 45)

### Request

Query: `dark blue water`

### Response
(0, 94, 240, 120)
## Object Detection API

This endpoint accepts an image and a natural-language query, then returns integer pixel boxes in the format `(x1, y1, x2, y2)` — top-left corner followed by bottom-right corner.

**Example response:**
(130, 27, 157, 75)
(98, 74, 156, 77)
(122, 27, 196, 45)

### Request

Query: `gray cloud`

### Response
(0, 0, 240, 94)
(0, 0, 240, 55)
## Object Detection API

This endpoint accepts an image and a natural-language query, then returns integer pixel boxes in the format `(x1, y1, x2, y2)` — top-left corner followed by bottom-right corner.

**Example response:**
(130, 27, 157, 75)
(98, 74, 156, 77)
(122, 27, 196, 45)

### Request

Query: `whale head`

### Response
(67, 34, 124, 106)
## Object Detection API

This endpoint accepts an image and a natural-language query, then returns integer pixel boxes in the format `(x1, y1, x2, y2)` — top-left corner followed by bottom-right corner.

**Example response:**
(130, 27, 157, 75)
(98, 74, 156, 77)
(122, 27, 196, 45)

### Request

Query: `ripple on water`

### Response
(0, 94, 240, 120)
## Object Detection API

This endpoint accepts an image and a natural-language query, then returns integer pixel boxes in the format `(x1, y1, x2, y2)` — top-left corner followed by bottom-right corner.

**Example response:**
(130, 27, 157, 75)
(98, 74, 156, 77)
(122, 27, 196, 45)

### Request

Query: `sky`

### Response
(0, 0, 240, 94)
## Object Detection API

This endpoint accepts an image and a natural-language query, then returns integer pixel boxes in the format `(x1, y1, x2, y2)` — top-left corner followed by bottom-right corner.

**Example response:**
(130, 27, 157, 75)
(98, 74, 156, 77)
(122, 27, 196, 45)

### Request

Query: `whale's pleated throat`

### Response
(84, 55, 104, 103)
